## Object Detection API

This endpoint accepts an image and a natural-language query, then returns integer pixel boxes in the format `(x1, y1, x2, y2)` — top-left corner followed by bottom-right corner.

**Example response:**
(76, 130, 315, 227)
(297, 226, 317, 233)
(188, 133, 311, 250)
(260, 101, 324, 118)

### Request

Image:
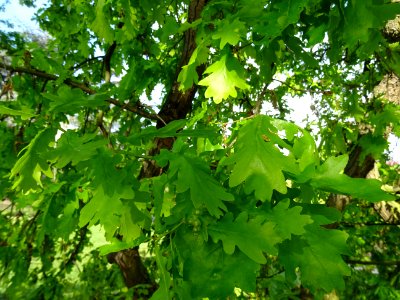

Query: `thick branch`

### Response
(0, 62, 159, 121)
(156, 0, 207, 127)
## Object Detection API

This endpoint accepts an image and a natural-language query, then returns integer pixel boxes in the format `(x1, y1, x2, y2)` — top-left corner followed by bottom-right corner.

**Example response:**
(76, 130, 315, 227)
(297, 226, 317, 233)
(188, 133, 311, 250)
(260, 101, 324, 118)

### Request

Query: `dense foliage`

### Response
(1, 0, 400, 299)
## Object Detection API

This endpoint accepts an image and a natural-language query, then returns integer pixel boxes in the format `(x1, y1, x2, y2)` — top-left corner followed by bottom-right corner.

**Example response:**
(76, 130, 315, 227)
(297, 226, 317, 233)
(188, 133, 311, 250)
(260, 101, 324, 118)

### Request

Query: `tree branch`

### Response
(273, 78, 333, 95)
(0, 62, 160, 121)
(70, 56, 104, 71)
(347, 259, 400, 266)
(340, 221, 400, 227)
(103, 41, 117, 83)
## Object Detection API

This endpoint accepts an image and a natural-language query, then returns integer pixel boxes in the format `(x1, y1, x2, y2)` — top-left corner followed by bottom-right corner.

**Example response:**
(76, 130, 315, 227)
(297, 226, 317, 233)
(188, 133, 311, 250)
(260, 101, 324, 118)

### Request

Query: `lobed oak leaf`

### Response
(209, 212, 282, 264)
(198, 54, 249, 103)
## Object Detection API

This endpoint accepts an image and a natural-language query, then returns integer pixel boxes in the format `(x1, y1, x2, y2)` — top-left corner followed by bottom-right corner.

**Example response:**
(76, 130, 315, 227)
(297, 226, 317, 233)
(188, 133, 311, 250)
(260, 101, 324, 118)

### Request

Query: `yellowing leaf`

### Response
(198, 54, 249, 103)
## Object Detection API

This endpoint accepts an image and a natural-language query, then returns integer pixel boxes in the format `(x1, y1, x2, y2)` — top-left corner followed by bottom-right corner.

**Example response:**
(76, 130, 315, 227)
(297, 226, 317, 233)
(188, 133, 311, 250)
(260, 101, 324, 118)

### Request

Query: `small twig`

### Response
(19, 210, 41, 235)
(96, 111, 113, 149)
(70, 56, 104, 71)
(238, 35, 266, 50)
(273, 78, 308, 93)
(211, 114, 256, 126)
(82, 108, 90, 134)
(254, 84, 268, 115)
(0, 203, 12, 212)
(63, 226, 88, 270)
(107, 98, 160, 121)
(273, 78, 333, 95)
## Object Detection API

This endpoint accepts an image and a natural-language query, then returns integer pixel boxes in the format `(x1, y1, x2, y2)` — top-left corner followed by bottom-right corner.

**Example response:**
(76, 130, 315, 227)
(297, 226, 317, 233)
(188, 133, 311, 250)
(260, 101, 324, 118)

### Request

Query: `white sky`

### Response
(1, 1, 399, 163)
(0, 0, 45, 32)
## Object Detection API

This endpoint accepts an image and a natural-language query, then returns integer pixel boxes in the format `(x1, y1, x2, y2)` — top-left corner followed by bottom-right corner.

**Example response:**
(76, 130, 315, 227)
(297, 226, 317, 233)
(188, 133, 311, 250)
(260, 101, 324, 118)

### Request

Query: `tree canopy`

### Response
(0, 0, 400, 299)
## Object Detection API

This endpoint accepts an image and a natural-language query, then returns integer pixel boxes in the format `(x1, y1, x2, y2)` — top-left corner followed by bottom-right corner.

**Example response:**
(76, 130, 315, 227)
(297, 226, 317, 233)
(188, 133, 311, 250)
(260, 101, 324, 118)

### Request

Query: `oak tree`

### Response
(1, 0, 400, 299)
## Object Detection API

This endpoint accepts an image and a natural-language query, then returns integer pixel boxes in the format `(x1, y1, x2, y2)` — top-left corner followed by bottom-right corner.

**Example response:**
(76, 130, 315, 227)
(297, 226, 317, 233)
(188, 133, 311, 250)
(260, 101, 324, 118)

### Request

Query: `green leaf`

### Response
(129, 119, 186, 143)
(311, 156, 396, 202)
(223, 115, 295, 201)
(31, 48, 65, 75)
(78, 186, 123, 239)
(43, 86, 108, 114)
(90, 0, 114, 43)
(262, 199, 313, 240)
(342, 0, 400, 50)
(272, 118, 318, 171)
(79, 152, 148, 241)
(306, 24, 328, 46)
(273, 0, 308, 28)
(98, 240, 133, 255)
(370, 103, 400, 136)
(175, 227, 259, 299)
(79, 185, 146, 242)
(160, 15, 179, 42)
(212, 18, 246, 49)
(86, 151, 136, 198)
(0, 105, 36, 120)
(178, 18, 202, 33)
(10, 128, 56, 192)
(358, 134, 388, 160)
(209, 212, 281, 263)
(178, 63, 199, 91)
(312, 175, 395, 202)
(279, 224, 351, 292)
(198, 54, 249, 103)
(159, 151, 233, 217)
(318, 155, 348, 175)
(119, 204, 143, 243)
(151, 244, 172, 300)
(252, 0, 308, 44)
(285, 36, 319, 68)
(178, 45, 209, 91)
(49, 131, 106, 168)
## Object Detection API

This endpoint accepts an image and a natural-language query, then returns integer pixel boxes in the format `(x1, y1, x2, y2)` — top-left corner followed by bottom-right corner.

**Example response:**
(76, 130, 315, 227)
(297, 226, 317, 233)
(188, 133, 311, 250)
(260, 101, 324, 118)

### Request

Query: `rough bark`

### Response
(107, 249, 152, 287)
(108, 0, 208, 293)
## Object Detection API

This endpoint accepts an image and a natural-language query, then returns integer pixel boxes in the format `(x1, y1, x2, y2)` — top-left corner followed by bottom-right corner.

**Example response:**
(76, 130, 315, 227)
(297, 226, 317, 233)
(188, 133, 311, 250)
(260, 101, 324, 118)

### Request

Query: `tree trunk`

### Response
(108, 0, 208, 294)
